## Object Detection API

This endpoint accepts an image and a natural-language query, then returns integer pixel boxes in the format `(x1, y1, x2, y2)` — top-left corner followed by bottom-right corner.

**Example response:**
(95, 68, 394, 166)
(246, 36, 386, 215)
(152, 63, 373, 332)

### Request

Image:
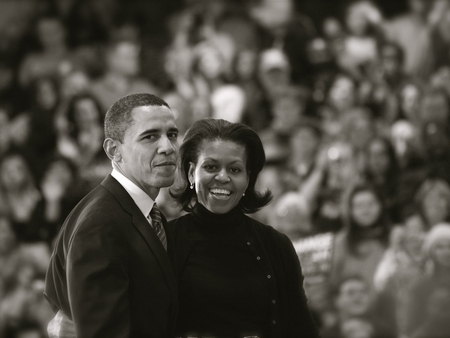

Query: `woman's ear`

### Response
(103, 138, 122, 162)
(188, 161, 195, 186)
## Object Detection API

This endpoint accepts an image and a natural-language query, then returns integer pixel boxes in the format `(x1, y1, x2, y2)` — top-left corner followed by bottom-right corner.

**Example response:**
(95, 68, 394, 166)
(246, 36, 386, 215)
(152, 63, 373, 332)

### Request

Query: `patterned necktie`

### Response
(148, 203, 167, 251)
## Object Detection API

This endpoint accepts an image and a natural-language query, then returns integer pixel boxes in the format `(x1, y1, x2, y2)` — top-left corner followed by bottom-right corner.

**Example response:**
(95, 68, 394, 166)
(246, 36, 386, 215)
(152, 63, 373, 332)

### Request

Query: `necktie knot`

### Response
(148, 203, 167, 251)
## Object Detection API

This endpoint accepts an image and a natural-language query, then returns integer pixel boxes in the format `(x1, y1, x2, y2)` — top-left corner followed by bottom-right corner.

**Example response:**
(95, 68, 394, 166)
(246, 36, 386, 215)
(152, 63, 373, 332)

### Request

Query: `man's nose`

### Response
(158, 136, 176, 154)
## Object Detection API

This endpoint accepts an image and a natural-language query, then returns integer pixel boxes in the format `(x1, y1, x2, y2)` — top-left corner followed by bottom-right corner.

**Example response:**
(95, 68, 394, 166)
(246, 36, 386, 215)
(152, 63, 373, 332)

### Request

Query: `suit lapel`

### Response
(101, 175, 177, 299)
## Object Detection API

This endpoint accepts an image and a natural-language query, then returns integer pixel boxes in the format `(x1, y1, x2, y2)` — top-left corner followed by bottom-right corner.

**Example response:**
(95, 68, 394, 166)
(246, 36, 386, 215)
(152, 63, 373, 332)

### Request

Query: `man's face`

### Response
(117, 105, 179, 199)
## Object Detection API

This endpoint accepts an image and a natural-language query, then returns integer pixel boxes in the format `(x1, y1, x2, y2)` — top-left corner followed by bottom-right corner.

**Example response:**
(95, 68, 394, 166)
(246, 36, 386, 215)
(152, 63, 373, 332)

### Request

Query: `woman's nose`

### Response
(215, 169, 230, 182)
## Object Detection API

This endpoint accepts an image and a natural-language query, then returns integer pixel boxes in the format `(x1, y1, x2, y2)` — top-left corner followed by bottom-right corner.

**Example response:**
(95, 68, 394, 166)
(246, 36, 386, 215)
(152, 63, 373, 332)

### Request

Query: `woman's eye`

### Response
(230, 167, 242, 173)
(204, 165, 217, 170)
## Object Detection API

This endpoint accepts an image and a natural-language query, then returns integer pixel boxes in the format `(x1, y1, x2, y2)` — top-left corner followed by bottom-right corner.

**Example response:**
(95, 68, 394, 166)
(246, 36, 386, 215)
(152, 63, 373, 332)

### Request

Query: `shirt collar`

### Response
(111, 167, 154, 217)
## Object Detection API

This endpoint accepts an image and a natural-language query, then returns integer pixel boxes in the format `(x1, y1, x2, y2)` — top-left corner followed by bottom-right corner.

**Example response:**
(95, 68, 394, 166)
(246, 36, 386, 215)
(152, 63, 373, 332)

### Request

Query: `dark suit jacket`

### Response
(44, 175, 178, 338)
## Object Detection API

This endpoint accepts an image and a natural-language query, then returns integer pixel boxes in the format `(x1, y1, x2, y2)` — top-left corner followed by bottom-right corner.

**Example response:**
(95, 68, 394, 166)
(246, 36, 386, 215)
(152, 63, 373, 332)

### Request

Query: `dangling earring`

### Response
(190, 182, 194, 190)
(242, 192, 245, 196)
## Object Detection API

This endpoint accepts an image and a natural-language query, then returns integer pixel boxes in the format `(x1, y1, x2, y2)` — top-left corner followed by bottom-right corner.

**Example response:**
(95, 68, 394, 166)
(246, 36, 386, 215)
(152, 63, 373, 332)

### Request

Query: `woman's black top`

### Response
(168, 203, 319, 338)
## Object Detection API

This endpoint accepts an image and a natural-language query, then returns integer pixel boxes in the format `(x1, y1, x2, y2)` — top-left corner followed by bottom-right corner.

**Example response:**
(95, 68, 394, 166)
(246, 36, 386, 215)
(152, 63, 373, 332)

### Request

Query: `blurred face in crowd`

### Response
(329, 75, 355, 112)
(271, 95, 304, 134)
(235, 49, 257, 80)
(346, 4, 369, 36)
(327, 142, 356, 189)
(367, 138, 391, 178)
(403, 214, 426, 257)
(74, 97, 101, 129)
(0, 154, 32, 191)
(351, 190, 382, 227)
(198, 46, 224, 80)
(420, 92, 449, 125)
(422, 188, 449, 226)
(431, 237, 450, 269)
(380, 44, 402, 78)
(347, 111, 374, 150)
(43, 159, 74, 191)
(401, 84, 421, 122)
(0, 217, 16, 255)
(290, 125, 321, 164)
(189, 139, 249, 214)
(37, 17, 66, 49)
(108, 41, 140, 77)
(336, 278, 371, 317)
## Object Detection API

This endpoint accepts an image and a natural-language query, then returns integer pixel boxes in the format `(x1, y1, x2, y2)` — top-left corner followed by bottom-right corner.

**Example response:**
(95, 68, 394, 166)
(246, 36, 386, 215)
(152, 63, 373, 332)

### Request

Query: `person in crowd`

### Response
(45, 93, 179, 337)
(414, 177, 450, 229)
(0, 151, 48, 244)
(321, 275, 394, 338)
(56, 92, 110, 192)
(329, 182, 390, 296)
(362, 136, 400, 223)
(190, 40, 245, 123)
(373, 210, 427, 336)
(18, 15, 73, 88)
(297, 140, 359, 233)
(24, 76, 61, 179)
(168, 118, 318, 337)
(0, 215, 52, 337)
(89, 38, 160, 113)
(233, 47, 271, 132)
(403, 223, 450, 337)
(382, 0, 443, 79)
(336, 1, 383, 80)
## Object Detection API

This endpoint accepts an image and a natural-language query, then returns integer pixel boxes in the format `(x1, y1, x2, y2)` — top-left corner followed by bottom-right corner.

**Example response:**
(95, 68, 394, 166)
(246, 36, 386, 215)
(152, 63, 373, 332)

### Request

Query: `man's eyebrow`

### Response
(138, 129, 160, 137)
(138, 127, 179, 137)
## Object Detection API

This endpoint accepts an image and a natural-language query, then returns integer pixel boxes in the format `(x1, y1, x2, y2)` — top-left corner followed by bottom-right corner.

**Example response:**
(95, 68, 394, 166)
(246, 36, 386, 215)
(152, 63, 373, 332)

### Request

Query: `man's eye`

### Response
(168, 132, 178, 139)
(144, 134, 157, 140)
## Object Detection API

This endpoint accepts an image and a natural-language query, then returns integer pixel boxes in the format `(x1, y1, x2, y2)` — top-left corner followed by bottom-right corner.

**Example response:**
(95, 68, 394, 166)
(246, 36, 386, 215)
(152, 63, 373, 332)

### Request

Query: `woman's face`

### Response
(0, 155, 30, 190)
(329, 76, 355, 111)
(189, 139, 249, 214)
(235, 49, 257, 80)
(351, 190, 382, 227)
(432, 237, 450, 269)
(423, 189, 449, 226)
(198, 47, 223, 80)
(368, 139, 391, 177)
(74, 98, 100, 127)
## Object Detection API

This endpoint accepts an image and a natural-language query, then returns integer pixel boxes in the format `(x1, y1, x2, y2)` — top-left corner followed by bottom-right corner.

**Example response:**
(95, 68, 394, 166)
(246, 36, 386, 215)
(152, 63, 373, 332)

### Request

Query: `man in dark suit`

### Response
(44, 93, 179, 337)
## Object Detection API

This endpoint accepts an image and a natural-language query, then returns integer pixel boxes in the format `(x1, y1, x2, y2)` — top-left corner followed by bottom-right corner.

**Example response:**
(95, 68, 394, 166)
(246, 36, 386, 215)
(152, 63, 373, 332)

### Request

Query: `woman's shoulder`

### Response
(245, 215, 293, 245)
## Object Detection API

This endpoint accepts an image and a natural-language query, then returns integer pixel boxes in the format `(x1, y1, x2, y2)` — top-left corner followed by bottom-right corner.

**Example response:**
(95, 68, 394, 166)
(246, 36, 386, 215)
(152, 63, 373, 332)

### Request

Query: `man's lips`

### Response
(154, 161, 176, 167)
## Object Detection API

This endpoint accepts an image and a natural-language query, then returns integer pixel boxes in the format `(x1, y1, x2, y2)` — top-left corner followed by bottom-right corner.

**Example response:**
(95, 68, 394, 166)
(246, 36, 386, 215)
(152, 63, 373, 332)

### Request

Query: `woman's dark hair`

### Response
(364, 136, 399, 188)
(67, 92, 104, 139)
(344, 182, 390, 255)
(171, 118, 272, 213)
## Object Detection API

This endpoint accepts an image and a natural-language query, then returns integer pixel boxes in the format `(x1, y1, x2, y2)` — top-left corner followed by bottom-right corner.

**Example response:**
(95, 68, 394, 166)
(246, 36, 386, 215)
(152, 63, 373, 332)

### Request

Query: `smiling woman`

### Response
(168, 118, 319, 338)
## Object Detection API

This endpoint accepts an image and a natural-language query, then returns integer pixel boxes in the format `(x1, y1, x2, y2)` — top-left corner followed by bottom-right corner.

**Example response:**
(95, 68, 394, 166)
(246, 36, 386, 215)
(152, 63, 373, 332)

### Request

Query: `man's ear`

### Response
(103, 138, 122, 162)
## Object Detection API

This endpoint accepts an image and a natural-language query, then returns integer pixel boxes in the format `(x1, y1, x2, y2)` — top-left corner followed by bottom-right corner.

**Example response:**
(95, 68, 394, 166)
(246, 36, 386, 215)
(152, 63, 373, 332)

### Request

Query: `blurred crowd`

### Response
(1, 0, 450, 337)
